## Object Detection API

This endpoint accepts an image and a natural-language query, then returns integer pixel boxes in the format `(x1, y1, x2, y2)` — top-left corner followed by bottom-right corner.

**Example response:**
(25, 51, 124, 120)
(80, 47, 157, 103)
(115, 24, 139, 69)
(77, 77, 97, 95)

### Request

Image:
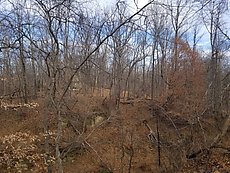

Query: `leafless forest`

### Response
(0, 0, 229, 172)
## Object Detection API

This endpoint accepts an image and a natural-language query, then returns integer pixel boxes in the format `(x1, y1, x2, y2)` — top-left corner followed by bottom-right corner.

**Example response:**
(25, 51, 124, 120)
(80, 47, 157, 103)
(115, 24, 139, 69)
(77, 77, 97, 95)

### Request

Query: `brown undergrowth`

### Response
(0, 95, 229, 173)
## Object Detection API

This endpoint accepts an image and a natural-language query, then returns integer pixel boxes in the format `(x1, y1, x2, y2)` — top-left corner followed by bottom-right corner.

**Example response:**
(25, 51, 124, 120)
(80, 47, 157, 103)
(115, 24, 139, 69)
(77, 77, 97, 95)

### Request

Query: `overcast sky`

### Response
(96, 0, 149, 11)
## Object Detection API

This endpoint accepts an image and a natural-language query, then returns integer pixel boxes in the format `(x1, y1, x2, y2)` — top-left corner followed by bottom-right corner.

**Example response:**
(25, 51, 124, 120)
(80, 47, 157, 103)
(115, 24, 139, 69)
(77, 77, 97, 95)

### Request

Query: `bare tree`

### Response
(201, 0, 228, 115)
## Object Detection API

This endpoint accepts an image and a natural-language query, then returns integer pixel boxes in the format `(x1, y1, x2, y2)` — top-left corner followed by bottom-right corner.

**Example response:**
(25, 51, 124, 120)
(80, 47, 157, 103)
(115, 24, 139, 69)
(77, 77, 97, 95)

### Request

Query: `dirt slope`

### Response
(0, 96, 229, 173)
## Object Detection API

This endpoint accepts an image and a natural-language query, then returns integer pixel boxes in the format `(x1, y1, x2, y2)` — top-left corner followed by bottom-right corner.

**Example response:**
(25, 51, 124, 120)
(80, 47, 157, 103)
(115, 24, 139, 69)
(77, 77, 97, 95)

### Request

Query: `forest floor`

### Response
(0, 95, 229, 173)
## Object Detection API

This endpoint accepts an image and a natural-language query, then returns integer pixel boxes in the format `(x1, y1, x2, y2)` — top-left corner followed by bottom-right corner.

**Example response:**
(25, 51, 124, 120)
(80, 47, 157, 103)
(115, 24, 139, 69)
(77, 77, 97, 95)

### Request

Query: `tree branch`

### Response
(59, 0, 155, 101)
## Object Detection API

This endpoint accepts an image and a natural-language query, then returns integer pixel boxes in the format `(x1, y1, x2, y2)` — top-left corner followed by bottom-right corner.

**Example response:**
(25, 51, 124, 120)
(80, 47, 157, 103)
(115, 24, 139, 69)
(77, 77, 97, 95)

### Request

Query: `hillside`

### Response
(0, 95, 229, 173)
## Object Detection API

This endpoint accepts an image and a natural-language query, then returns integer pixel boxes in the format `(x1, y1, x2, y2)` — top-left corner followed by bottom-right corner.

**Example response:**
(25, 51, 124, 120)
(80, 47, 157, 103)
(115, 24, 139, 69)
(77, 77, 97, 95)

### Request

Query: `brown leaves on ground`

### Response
(0, 96, 229, 172)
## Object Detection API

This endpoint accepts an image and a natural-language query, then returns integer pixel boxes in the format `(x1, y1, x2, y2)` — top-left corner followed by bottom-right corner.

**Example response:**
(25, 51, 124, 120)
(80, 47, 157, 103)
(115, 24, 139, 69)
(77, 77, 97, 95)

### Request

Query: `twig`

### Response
(85, 115, 112, 140)
(187, 114, 230, 159)
(156, 113, 161, 167)
(127, 131, 134, 173)
(143, 120, 158, 145)
(68, 120, 81, 135)
(154, 104, 181, 138)
(84, 140, 112, 172)
(197, 115, 207, 144)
